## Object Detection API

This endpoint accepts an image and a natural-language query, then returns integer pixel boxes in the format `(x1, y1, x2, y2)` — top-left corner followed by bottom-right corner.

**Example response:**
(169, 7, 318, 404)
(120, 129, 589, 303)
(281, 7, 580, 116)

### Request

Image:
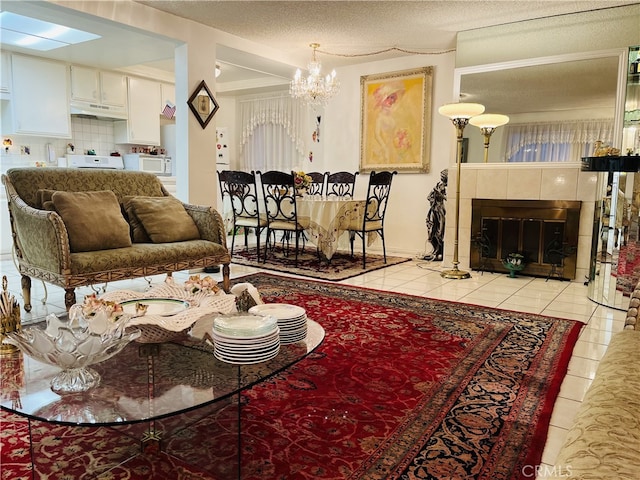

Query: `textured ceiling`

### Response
(0, 1, 635, 111)
(136, 0, 639, 69)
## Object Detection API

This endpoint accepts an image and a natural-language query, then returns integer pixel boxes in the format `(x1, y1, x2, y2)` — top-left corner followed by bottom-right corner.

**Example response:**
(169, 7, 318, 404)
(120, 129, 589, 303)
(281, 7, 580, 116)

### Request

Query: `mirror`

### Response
(454, 50, 626, 163)
(588, 46, 640, 311)
(188, 80, 219, 129)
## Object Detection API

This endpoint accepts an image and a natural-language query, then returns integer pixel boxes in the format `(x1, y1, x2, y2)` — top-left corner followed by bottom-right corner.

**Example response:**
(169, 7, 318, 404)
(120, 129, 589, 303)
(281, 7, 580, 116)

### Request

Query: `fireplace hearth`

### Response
(471, 199, 581, 279)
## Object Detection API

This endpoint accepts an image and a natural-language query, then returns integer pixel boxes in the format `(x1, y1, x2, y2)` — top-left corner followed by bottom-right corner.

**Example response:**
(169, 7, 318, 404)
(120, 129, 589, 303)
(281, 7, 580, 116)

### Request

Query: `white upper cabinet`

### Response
(114, 76, 161, 145)
(1, 52, 11, 96)
(100, 71, 127, 107)
(9, 54, 71, 138)
(70, 65, 98, 102)
(70, 66, 127, 108)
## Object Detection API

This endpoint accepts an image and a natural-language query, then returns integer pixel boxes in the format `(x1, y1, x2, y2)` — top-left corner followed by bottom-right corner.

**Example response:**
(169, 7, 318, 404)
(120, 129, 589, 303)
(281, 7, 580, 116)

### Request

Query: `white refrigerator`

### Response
(216, 127, 230, 211)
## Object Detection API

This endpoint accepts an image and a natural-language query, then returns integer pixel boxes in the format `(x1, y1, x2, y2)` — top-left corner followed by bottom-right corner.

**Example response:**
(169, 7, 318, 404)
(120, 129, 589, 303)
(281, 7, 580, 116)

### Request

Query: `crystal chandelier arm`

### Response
(290, 43, 340, 106)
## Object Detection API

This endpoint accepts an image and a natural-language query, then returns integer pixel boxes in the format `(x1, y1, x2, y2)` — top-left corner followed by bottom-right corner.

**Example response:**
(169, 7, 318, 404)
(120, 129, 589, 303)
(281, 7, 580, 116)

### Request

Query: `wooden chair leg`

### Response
(20, 275, 32, 312)
(64, 288, 76, 311)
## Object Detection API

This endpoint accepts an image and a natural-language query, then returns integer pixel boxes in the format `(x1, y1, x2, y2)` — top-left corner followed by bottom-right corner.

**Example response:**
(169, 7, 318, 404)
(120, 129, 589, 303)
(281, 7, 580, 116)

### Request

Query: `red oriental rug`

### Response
(615, 241, 640, 296)
(0, 273, 581, 480)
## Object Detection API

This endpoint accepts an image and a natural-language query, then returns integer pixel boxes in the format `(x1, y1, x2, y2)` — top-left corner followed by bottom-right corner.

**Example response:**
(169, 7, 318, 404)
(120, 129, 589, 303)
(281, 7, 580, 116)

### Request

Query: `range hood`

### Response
(70, 102, 128, 121)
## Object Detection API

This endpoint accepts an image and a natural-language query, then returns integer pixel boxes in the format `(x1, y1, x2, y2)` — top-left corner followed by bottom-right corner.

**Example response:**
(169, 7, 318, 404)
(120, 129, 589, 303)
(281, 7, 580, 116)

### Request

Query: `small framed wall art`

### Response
(188, 80, 219, 129)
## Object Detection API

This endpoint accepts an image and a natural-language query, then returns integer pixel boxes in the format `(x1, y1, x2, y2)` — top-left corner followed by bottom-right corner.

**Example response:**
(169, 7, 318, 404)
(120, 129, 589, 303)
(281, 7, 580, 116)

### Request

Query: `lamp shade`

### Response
(438, 102, 485, 120)
(469, 113, 510, 129)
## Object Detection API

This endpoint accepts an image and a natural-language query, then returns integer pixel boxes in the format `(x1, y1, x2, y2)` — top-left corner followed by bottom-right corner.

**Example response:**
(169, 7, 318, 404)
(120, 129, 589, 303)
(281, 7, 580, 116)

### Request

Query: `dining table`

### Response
(221, 191, 374, 262)
(296, 195, 369, 261)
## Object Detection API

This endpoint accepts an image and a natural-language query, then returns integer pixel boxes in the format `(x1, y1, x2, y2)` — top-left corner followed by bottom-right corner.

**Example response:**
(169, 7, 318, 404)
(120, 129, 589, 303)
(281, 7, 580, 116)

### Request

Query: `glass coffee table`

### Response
(0, 318, 324, 479)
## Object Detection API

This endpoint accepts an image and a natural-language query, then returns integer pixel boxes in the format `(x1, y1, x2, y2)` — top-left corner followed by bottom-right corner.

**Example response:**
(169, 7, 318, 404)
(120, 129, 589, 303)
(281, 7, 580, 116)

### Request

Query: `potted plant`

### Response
(503, 252, 526, 278)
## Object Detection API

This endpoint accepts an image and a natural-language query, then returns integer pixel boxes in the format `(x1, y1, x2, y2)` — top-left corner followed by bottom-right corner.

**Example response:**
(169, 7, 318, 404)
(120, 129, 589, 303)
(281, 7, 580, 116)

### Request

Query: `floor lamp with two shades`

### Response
(438, 103, 509, 280)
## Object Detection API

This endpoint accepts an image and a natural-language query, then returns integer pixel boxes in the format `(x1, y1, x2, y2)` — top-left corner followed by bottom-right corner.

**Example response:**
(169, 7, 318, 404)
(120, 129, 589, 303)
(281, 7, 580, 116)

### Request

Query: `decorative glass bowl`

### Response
(503, 253, 526, 278)
(4, 304, 140, 394)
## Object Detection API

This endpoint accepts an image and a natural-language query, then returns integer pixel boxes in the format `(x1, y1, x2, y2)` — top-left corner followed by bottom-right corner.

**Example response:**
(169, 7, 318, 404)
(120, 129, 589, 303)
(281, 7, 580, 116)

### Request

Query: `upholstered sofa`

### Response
(549, 288, 640, 479)
(2, 167, 230, 311)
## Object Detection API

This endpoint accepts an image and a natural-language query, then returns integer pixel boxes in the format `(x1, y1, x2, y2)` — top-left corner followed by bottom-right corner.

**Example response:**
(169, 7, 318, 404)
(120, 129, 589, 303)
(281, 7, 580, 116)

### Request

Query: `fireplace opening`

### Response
(471, 199, 581, 279)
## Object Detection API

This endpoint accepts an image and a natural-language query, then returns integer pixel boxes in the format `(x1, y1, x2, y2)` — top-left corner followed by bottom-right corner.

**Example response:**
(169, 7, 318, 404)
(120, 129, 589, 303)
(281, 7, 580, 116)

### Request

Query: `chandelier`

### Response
(290, 43, 340, 106)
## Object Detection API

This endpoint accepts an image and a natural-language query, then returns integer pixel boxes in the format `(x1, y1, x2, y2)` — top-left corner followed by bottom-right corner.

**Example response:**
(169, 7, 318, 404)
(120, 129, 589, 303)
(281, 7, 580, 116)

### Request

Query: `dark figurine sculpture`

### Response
(425, 169, 447, 261)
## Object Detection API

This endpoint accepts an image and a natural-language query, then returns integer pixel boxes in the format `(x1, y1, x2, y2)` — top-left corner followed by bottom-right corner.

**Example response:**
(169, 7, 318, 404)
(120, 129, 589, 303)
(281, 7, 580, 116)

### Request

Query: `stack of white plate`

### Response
(249, 303, 308, 344)
(212, 314, 280, 364)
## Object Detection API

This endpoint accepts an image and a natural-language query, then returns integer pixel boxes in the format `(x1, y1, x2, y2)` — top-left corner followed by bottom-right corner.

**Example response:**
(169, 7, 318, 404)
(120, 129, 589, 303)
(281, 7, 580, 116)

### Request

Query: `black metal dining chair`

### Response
(306, 171, 328, 196)
(218, 170, 266, 261)
(326, 171, 359, 197)
(257, 170, 308, 266)
(347, 170, 397, 268)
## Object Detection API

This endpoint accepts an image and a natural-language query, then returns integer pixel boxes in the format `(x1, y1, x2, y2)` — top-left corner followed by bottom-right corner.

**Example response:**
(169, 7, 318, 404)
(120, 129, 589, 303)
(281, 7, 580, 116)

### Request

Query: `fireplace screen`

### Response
(471, 199, 581, 279)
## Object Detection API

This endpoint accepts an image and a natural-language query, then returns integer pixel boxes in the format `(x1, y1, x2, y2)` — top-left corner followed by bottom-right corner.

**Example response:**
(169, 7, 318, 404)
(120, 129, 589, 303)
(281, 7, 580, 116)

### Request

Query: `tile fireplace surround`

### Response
(443, 162, 597, 283)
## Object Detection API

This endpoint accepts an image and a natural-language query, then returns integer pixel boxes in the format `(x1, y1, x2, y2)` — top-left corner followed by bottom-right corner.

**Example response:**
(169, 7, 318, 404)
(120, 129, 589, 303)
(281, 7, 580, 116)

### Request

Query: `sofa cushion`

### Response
(127, 196, 200, 243)
(52, 190, 132, 253)
(550, 329, 640, 480)
(122, 196, 152, 243)
(36, 189, 57, 210)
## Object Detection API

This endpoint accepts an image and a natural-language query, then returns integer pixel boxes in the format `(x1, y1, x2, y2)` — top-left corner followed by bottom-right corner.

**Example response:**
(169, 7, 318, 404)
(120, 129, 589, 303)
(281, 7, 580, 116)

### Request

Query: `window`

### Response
(505, 119, 613, 162)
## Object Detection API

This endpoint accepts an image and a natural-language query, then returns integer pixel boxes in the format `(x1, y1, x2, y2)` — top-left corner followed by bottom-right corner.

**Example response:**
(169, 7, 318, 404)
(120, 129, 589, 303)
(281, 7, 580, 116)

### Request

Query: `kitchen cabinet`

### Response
(8, 54, 71, 138)
(70, 66, 127, 107)
(1, 52, 11, 97)
(114, 76, 161, 145)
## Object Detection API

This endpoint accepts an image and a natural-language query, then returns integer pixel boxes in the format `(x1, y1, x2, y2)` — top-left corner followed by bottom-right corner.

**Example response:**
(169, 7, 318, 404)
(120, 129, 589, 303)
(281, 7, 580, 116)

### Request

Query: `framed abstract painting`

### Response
(360, 66, 433, 173)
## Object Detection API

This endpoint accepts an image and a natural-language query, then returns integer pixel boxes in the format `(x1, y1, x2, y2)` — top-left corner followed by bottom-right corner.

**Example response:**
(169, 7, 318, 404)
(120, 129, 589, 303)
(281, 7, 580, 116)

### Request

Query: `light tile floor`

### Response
(0, 254, 628, 478)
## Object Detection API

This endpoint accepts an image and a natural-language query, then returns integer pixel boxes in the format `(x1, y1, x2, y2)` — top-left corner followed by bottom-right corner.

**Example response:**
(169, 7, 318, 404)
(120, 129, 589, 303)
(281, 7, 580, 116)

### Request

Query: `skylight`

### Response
(0, 12, 100, 52)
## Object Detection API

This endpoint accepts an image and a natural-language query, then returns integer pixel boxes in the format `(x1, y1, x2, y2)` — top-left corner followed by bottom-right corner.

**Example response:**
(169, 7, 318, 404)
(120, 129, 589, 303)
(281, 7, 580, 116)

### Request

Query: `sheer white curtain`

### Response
(504, 119, 614, 162)
(239, 95, 309, 171)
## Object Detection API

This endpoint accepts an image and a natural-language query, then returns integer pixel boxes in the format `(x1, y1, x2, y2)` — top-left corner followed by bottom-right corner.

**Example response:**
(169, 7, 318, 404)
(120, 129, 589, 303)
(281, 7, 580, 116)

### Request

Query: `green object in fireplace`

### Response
(503, 252, 526, 278)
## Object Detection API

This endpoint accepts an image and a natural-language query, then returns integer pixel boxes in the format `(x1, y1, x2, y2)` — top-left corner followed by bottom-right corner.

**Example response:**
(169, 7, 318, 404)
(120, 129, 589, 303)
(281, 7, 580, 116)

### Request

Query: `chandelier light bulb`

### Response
(290, 43, 340, 107)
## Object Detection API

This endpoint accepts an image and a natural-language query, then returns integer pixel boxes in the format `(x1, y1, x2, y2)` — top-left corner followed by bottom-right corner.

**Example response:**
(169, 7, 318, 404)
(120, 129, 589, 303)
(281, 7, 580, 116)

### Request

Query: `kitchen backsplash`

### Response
(1, 117, 128, 166)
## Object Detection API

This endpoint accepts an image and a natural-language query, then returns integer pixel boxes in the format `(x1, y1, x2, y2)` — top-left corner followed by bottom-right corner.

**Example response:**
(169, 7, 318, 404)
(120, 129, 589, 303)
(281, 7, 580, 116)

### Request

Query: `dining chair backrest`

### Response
(306, 171, 327, 196)
(327, 171, 359, 197)
(218, 169, 231, 202)
(363, 170, 397, 226)
(221, 170, 261, 222)
(258, 170, 298, 224)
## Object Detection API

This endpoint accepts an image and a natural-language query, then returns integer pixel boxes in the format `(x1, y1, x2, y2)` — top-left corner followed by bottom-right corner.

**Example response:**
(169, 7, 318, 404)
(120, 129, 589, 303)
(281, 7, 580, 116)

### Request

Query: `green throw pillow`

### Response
(128, 196, 200, 243)
(36, 189, 57, 209)
(122, 196, 152, 243)
(51, 190, 132, 253)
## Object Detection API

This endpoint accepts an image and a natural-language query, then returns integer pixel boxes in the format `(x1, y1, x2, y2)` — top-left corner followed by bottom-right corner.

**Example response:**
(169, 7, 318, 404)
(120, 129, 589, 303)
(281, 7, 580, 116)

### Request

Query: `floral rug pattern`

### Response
(231, 245, 411, 281)
(0, 273, 582, 479)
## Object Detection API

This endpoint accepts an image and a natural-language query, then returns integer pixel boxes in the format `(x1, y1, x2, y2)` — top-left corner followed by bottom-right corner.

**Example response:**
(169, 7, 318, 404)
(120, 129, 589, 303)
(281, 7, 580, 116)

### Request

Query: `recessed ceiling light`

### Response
(0, 11, 100, 52)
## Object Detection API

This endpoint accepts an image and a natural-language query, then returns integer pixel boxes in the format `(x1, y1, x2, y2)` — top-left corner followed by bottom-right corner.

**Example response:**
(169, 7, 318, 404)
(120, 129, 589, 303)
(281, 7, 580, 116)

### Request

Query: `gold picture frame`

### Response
(188, 80, 219, 129)
(360, 67, 433, 173)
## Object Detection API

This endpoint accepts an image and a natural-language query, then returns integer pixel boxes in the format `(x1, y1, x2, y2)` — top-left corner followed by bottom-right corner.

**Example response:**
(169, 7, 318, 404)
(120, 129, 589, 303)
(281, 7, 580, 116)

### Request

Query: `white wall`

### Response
(322, 52, 457, 257)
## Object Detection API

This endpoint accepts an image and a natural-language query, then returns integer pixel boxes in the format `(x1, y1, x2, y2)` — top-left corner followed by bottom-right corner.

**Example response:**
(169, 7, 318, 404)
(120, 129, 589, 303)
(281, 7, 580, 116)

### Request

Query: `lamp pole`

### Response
(438, 103, 485, 279)
(469, 114, 510, 163)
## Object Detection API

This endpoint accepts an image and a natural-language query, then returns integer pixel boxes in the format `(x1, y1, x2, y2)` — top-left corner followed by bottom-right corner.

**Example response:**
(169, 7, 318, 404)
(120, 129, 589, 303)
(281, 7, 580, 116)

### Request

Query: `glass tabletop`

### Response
(0, 319, 324, 426)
